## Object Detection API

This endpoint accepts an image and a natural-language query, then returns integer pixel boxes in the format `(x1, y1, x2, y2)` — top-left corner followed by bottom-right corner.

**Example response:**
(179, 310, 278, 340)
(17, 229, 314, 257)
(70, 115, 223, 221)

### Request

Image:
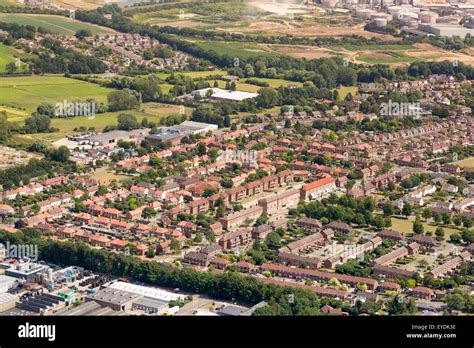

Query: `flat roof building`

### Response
(192, 88, 258, 102)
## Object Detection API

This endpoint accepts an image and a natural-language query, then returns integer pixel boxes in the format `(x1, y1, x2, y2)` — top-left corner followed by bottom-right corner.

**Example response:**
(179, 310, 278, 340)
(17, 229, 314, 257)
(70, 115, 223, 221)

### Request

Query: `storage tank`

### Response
(403, 17, 419, 28)
(387, 6, 402, 16)
(374, 18, 388, 27)
(321, 0, 339, 8)
(419, 11, 439, 24)
(371, 13, 394, 21)
(356, 9, 377, 19)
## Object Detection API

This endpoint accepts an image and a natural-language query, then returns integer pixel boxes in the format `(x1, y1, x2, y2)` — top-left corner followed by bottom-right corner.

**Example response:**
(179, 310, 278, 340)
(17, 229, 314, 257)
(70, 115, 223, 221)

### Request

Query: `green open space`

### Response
(0, 75, 113, 114)
(0, 13, 115, 35)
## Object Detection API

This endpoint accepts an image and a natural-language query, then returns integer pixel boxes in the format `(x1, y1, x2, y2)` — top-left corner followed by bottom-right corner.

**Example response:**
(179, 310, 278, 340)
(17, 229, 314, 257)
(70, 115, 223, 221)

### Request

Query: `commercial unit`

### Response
(146, 121, 218, 146)
(191, 88, 258, 102)
(417, 23, 474, 39)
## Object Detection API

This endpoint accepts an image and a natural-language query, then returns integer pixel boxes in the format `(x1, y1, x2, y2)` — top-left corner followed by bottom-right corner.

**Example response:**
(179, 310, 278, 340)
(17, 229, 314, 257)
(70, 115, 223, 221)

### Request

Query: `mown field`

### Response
(193, 41, 279, 58)
(0, 14, 115, 35)
(454, 157, 474, 169)
(0, 75, 113, 114)
(0, 44, 20, 72)
(356, 51, 443, 64)
(391, 217, 461, 239)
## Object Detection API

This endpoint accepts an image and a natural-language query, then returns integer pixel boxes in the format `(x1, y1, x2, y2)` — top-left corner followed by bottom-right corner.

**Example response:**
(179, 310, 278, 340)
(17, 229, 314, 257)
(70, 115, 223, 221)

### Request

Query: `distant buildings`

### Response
(146, 121, 218, 146)
(191, 88, 258, 102)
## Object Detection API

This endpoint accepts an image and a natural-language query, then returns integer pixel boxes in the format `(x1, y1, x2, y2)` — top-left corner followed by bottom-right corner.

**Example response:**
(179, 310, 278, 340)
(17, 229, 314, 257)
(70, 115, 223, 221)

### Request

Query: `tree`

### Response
(107, 89, 141, 112)
(357, 282, 367, 292)
(215, 204, 225, 218)
(265, 232, 281, 249)
(406, 279, 416, 288)
(37, 102, 56, 117)
(445, 292, 466, 311)
(450, 233, 461, 243)
(435, 227, 445, 239)
(134, 78, 162, 102)
(402, 204, 412, 217)
(31, 204, 40, 215)
(170, 238, 180, 253)
(142, 207, 157, 220)
(383, 201, 395, 217)
(413, 219, 424, 234)
(117, 113, 139, 131)
(146, 246, 155, 258)
(197, 142, 206, 156)
(75, 29, 92, 39)
(256, 88, 281, 108)
(442, 214, 451, 225)
(387, 295, 406, 315)
(453, 216, 461, 227)
(203, 188, 218, 198)
(48, 146, 70, 162)
(422, 208, 431, 220)
(5, 55, 20, 72)
(328, 278, 342, 289)
(96, 185, 108, 196)
(255, 213, 269, 226)
(24, 114, 51, 133)
(223, 115, 231, 128)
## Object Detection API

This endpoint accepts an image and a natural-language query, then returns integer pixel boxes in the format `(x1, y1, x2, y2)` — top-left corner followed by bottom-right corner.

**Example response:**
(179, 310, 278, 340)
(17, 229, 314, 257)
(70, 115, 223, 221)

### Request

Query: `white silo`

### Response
(374, 18, 388, 27)
(419, 11, 438, 24)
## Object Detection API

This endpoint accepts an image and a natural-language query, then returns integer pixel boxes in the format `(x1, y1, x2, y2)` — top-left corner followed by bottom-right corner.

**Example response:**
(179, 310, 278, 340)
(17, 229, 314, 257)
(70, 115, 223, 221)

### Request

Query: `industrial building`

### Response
(0, 275, 18, 293)
(85, 287, 141, 311)
(57, 300, 127, 316)
(16, 293, 66, 314)
(5, 262, 50, 281)
(417, 23, 474, 38)
(0, 293, 18, 312)
(146, 121, 218, 146)
(191, 88, 259, 102)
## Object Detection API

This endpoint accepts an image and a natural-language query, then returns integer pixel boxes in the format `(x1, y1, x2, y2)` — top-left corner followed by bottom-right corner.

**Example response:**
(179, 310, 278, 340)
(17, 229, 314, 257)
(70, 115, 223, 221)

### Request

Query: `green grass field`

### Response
(454, 157, 474, 169)
(0, 14, 115, 35)
(194, 41, 277, 58)
(338, 44, 416, 51)
(357, 51, 443, 64)
(0, 44, 18, 72)
(0, 0, 19, 5)
(337, 86, 358, 100)
(0, 76, 113, 114)
(242, 78, 303, 88)
(391, 217, 461, 239)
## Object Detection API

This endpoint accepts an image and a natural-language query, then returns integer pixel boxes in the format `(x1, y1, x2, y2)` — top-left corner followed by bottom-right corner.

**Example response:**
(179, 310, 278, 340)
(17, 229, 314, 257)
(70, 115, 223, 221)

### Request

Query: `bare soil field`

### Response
(261, 44, 337, 59)
(53, 0, 100, 10)
(250, 2, 307, 15)
(248, 21, 294, 31)
(150, 19, 204, 28)
(0, 146, 41, 170)
(406, 43, 474, 66)
(280, 26, 396, 39)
